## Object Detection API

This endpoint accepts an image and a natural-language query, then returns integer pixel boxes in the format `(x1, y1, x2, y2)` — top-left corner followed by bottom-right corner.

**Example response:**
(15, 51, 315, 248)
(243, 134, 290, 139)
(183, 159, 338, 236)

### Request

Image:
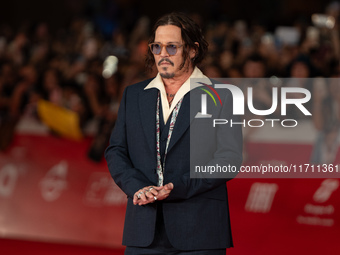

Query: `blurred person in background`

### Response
(105, 12, 242, 254)
(283, 54, 315, 120)
(83, 72, 106, 118)
(6, 31, 29, 66)
(201, 63, 223, 78)
(240, 54, 275, 160)
(38, 68, 64, 106)
(100, 29, 129, 61)
(218, 50, 235, 76)
(0, 61, 17, 150)
(242, 53, 267, 78)
(311, 77, 340, 164)
(88, 73, 121, 162)
(0, 64, 39, 150)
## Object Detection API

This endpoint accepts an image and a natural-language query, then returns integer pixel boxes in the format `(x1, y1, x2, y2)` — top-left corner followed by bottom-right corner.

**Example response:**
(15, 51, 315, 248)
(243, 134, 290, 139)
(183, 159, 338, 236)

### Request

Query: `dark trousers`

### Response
(125, 204, 226, 255)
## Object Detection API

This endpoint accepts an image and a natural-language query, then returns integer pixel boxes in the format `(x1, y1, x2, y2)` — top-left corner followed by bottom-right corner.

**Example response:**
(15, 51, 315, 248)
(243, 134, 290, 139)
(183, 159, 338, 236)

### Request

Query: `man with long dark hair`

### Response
(105, 12, 242, 254)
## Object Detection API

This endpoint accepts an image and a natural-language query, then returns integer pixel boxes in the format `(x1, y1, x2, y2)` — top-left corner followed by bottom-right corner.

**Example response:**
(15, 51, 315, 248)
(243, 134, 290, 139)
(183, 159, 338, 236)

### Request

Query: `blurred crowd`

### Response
(0, 2, 339, 162)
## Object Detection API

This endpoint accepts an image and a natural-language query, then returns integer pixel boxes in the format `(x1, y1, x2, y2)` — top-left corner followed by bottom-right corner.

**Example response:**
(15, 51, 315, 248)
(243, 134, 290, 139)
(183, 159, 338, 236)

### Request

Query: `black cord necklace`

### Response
(167, 93, 176, 106)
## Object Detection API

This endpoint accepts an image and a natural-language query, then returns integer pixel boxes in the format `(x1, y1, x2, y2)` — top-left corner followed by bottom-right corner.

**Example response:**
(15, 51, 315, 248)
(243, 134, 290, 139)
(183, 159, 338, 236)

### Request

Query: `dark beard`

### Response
(158, 59, 175, 79)
(158, 58, 190, 79)
(160, 71, 175, 79)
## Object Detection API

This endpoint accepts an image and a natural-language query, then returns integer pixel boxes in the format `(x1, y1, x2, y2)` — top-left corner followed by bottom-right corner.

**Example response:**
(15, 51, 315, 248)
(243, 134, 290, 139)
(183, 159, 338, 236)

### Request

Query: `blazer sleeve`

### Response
(166, 90, 243, 200)
(104, 87, 151, 198)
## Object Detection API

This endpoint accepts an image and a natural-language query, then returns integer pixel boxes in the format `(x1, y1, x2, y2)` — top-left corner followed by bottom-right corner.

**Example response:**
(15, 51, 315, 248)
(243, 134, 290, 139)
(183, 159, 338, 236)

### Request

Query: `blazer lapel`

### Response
(139, 88, 158, 155)
(166, 88, 203, 153)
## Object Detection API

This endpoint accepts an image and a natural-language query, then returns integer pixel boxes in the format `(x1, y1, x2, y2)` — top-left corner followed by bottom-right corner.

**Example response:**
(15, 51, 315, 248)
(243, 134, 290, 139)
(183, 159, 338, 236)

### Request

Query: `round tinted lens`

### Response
(152, 44, 161, 54)
(166, 44, 177, 55)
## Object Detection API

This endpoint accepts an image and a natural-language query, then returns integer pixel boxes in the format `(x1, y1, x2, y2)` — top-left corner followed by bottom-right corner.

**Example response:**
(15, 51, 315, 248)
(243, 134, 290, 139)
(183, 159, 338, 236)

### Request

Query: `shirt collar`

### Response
(145, 66, 210, 89)
(144, 67, 210, 123)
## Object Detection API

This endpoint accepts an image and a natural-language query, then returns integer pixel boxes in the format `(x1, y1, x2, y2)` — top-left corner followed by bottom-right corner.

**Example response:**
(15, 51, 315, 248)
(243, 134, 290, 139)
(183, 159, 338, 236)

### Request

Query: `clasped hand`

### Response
(133, 183, 174, 205)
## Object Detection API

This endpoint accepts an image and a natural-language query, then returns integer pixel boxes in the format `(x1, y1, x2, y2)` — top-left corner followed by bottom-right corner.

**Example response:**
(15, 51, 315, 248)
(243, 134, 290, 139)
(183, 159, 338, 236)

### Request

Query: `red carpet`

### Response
(0, 238, 124, 255)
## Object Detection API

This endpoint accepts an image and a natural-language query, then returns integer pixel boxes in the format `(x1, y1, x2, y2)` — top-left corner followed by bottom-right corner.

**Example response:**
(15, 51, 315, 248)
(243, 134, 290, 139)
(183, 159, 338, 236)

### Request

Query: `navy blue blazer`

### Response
(105, 78, 243, 250)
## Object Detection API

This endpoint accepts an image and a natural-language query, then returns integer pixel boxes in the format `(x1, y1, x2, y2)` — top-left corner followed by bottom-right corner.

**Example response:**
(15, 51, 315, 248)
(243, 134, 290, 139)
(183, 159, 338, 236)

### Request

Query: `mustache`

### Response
(158, 58, 174, 66)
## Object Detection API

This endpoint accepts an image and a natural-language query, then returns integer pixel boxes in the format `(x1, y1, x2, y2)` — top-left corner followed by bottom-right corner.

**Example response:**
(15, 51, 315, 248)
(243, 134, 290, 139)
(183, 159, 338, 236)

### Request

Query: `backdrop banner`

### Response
(0, 134, 339, 254)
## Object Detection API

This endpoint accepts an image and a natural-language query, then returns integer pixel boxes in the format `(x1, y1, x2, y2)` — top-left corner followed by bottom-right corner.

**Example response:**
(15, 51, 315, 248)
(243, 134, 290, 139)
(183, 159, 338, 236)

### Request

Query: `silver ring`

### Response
(154, 196, 157, 201)
(148, 187, 154, 191)
(137, 191, 143, 199)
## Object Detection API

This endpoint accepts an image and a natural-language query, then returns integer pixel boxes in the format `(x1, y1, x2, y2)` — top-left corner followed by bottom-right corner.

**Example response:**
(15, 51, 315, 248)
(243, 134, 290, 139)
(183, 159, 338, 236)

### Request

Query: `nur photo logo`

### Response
(194, 78, 312, 128)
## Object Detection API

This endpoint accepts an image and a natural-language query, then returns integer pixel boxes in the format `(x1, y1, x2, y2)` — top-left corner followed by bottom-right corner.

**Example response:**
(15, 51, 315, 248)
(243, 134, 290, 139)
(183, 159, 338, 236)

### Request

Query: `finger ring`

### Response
(154, 196, 157, 201)
(137, 191, 143, 199)
(148, 187, 154, 191)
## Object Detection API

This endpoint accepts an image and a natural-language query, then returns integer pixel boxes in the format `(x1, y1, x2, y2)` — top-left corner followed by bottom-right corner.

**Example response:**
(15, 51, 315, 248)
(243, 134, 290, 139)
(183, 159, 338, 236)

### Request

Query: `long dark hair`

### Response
(145, 12, 208, 72)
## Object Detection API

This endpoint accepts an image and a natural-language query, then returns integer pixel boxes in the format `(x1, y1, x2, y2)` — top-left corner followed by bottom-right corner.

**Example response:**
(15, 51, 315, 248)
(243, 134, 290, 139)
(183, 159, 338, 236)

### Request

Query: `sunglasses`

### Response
(148, 43, 183, 56)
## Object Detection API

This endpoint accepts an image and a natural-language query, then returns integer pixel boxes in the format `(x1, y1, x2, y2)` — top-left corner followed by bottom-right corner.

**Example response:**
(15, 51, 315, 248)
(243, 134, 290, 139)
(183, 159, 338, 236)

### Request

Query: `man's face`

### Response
(153, 25, 188, 79)
(243, 61, 265, 78)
